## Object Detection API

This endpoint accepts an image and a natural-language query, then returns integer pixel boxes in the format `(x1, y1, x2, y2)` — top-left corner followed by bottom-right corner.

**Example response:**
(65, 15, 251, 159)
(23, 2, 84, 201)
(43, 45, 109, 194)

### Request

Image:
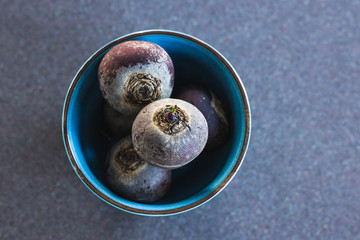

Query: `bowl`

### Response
(62, 29, 251, 216)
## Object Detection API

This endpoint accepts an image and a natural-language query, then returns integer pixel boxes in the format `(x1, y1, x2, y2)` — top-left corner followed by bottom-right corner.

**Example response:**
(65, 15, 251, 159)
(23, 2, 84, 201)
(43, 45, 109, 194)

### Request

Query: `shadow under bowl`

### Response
(62, 30, 251, 216)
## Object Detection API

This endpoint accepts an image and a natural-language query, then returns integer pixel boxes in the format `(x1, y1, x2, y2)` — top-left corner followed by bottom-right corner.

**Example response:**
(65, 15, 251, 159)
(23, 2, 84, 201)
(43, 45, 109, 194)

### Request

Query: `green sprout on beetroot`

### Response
(166, 105, 178, 123)
(164, 105, 191, 131)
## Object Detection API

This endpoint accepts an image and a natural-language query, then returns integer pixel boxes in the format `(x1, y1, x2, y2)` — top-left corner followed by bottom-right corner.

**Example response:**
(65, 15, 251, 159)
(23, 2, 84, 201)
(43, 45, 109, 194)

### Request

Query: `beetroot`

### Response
(174, 85, 229, 151)
(105, 136, 171, 203)
(132, 98, 208, 169)
(98, 40, 174, 115)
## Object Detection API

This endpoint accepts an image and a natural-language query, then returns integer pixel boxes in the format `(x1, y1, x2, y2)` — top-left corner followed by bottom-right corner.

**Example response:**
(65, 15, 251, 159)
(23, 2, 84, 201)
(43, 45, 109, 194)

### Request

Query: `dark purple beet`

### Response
(105, 136, 171, 203)
(174, 84, 229, 151)
(98, 40, 174, 115)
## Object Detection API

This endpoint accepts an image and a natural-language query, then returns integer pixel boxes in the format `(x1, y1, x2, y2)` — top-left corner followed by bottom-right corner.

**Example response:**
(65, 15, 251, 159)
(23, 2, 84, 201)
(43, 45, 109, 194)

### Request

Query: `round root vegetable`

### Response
(105, 136, 171, 203)
(174, 84, 229, 151)
(132, 98, 208, 169)
(98, 40, 174, 115)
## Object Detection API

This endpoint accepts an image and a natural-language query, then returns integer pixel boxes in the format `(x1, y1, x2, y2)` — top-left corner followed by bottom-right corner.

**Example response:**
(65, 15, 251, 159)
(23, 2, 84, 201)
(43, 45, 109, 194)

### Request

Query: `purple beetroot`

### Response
(98, 40, 174, 115)
(105, 136, 171, 203)
(174, 84, 229, 151)
(132, 98, 208, 169)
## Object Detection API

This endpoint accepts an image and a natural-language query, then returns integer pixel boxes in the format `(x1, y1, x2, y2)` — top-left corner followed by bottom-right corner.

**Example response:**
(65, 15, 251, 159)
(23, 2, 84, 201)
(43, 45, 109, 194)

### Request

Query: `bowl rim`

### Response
(62, 29, 251, 216)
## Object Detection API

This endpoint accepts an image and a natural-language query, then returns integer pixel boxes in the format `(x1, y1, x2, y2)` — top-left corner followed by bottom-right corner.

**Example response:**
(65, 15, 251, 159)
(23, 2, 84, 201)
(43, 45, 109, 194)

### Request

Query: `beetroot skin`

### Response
(98, 40, 174, 115)
(132, 98, 208, 169)
(105, 136, 171, 203)
(174, 84, 229, 151)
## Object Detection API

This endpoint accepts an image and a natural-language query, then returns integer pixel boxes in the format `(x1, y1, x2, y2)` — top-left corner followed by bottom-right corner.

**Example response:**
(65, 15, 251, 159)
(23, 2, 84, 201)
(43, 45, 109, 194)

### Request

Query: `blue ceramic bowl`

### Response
(62, 30, 251, 216)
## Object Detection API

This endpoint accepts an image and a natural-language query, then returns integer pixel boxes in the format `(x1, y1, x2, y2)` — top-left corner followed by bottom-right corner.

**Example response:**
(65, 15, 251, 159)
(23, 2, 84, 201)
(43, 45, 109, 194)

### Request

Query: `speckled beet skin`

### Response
(105, 136, 171, 203)
(98, 40, 174, 115)
(132, 98, 208, 169)
(174, 84, 229, 151)
(98, 40, 174, 86)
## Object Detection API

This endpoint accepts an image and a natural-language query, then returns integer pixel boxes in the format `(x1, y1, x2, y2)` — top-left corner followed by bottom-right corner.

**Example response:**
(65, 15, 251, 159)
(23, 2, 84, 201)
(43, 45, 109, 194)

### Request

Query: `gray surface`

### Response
(1, 0, 359, 239)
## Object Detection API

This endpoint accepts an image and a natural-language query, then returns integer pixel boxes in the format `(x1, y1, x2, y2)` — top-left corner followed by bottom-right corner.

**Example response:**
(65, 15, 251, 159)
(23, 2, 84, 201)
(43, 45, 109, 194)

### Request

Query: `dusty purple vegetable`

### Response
(174, 84, 229, 151)
(98, 40, 174, 115)
(132, 98, 208, 169)
(105, 136, 171, 203)
(103, 102, 136, 138)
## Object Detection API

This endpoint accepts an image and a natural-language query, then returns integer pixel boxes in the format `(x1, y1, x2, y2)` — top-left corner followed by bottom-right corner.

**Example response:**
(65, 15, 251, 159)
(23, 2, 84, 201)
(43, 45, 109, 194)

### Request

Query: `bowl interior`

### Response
(64, 32, 248, 213)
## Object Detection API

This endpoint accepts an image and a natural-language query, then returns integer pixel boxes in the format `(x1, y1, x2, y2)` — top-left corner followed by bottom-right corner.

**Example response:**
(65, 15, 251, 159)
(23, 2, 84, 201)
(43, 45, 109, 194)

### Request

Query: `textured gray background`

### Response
(1, 0, 359, 239)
